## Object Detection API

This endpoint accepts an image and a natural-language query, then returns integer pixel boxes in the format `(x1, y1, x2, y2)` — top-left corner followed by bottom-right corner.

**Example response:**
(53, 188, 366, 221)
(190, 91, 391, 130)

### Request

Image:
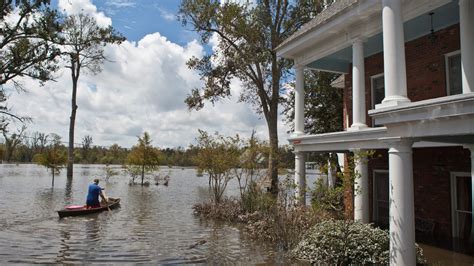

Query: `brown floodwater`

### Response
(0, 164, 291, 264)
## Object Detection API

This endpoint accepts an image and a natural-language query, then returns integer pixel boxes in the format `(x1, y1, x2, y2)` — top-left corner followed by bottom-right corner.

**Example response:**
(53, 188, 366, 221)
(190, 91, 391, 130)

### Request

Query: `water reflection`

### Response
(65, 178, 73, 203)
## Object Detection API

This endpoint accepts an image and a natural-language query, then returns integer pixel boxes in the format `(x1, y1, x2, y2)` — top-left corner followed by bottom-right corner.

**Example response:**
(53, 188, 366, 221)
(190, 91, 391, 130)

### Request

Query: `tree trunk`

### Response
(52, 169, 55, 187)
(67, 58, 80, 179)
(267, 111, 279, 196)
(267, 55, 280, 196)
(141, 164, 145, 186)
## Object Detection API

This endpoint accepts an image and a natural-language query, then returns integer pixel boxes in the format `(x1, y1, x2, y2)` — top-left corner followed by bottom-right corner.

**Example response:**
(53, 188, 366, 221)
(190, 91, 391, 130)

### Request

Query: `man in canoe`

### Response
(86, 179, 107, 208)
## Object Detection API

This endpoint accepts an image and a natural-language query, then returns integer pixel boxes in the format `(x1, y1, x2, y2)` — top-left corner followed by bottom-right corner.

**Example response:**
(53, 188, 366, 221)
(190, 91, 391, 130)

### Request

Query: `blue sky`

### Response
(5, 0, 288, 148)
(52, 0, 197, 44)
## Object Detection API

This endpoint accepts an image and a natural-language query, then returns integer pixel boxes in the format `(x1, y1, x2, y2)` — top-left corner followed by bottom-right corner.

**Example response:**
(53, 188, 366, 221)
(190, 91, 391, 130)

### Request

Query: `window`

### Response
(371, 74, 385, 108)
(445, 51, 462, 95)
(373, 170, 389, 229)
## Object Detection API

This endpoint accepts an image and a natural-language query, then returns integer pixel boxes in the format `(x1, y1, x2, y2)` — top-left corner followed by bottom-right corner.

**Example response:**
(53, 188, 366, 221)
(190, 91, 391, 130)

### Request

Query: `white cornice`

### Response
(280, 0, 453, 67)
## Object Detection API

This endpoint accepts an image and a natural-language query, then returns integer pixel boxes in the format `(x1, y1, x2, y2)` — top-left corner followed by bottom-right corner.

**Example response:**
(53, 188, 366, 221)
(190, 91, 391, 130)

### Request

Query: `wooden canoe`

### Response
(57, 198, 121, 218)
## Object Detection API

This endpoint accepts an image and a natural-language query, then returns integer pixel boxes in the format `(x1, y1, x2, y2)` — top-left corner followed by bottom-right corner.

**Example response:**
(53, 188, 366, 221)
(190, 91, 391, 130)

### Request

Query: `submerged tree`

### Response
(126, 132, 161, 186)
(179, 0, 324, 195)
(193, 130, 240, 204)
(33, 134, 67, 187)
(60, 13, 124, 179)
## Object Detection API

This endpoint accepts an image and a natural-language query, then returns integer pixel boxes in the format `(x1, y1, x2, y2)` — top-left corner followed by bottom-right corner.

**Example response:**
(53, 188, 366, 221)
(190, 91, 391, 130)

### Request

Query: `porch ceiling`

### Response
(307, 0, 459, 73)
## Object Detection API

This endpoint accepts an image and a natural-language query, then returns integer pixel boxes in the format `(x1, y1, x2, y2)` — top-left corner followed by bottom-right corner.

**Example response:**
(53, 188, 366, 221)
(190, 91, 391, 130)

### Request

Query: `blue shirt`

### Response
(86, 183, 102, 204)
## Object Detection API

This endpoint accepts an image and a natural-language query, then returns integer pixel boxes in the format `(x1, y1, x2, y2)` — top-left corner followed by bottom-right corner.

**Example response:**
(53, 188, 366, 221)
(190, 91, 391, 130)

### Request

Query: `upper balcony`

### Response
(277, 0, 474, 152)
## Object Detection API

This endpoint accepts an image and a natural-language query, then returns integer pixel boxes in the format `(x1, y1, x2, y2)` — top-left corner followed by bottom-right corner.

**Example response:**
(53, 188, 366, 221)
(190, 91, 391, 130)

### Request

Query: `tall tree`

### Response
(0, 0, 61, 128)
(60, 13, 124, 178)
(179, 0, 324, 195)
(81, 135, 93, 163)
(126, 132, 161, 186)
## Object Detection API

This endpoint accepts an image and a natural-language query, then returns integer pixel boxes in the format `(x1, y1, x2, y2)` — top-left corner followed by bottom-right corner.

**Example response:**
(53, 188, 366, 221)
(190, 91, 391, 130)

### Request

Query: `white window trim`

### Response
(370, 73, 384, 109)
(450, 171, 471, 238)
(372, 169, 389, 225)
(445, 50, 461, 96)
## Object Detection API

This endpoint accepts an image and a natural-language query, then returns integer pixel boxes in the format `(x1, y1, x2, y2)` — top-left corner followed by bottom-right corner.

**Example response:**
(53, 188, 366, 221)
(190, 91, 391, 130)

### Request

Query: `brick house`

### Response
(276, 0, 473, 265)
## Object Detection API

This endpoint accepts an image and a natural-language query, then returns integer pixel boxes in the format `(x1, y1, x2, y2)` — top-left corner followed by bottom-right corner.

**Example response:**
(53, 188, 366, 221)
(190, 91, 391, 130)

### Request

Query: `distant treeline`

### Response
(0, 131, 295, 168)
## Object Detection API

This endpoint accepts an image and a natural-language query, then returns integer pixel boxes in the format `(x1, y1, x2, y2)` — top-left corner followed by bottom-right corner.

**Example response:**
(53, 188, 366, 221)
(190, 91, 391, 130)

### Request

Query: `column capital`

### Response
(294, 64, 305, 71)
(351, 37, 367, 45)
(387, 138, 413, 153)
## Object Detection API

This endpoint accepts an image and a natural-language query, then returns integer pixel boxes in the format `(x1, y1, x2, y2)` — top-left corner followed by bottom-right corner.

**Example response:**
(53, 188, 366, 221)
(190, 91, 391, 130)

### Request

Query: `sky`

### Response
(6, 0, 291, 149)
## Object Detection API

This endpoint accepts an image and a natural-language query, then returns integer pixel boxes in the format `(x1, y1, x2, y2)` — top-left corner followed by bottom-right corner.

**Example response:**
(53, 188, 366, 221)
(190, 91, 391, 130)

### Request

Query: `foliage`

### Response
(193, 175, 324, 250)
(33, 134, 67, 186)
(179, 0, 326, 195)
(193, 130, 240, 203)
(126, 132, 161, 186)
(292, 219, 426, 264)
(1, 0, 61, 127)
(104, 165, 119, 182)
(60, 12, 124, 179)
(81, 135, 93, 163)
(310, 179, 345, 219)
(283, 70, 343, 134)
(2, 123, 26, 162)
(0, 0, 61, 86)
(233, 130, 268, 203)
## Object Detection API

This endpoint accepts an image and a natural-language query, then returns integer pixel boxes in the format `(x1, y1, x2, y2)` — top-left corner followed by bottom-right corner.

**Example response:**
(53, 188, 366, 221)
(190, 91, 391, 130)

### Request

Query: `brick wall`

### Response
(343, 24, 461, 127)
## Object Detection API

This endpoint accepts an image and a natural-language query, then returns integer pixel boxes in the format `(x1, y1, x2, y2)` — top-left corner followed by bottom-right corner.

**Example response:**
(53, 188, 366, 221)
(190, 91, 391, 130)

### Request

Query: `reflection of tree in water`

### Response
(64, 177, 73, 203)
(127, 187, 159, 225)
(83, 216, 106, 262)
(57, 228, 71, 263)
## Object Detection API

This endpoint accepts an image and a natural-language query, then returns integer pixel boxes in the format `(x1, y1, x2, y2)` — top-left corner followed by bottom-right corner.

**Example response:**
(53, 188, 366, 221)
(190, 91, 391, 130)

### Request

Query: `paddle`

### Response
(101, 188, 111, 212)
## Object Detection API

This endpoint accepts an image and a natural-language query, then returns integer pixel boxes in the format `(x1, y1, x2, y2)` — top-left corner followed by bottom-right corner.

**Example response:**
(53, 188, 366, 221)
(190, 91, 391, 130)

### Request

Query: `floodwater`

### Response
(0, 164, 294, 264)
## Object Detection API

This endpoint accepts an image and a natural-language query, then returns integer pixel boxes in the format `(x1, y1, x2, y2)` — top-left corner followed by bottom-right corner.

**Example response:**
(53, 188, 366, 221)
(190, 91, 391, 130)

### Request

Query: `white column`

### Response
(295, 151, 306, 205)
(378, 0, 411, 108)
(388, 140, 415, 265)
(294, 66, 305, 135)
(327, 154, 336, 188)
(350, 38, 368, 130)
(460, 0, 474, 94)
(353, 149, 369, 223)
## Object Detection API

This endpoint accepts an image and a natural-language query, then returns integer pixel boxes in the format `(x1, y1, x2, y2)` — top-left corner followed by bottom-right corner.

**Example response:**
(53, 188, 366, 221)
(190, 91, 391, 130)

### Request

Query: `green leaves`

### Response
(126, 132, 161, 185)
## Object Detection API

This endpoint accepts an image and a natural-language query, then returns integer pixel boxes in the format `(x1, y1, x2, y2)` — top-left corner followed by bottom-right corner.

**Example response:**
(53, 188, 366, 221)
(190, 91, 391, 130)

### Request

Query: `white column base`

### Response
(349, 123, 369, 131)
(388, 140, 415, 265)
(376, 95, 411, 109)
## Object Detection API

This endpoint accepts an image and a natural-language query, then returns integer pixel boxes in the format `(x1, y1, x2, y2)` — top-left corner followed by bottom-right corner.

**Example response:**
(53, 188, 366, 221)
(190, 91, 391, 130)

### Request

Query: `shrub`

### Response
(292, 219, 426, 264)
(310, 179, 345, 219)
(193, 198, 244, 222)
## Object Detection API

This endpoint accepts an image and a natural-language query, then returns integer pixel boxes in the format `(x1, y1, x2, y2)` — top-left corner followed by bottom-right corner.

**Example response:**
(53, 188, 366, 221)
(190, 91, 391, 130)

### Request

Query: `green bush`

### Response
(292, 219, 426, 264)
(310, 179, 345, 219)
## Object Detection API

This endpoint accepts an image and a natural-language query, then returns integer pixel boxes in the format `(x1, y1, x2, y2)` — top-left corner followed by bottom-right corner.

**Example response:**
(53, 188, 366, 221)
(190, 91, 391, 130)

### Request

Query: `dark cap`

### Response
(94, 179, 100, 184)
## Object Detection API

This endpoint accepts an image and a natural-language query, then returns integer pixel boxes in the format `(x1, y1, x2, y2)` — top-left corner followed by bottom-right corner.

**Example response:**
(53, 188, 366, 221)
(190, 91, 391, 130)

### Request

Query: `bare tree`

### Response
(60, 13, 124, 178)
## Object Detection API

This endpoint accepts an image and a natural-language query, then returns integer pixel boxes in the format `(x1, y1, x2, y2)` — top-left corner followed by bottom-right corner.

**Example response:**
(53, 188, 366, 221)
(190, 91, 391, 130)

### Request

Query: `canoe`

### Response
(57, 198, 121, 218)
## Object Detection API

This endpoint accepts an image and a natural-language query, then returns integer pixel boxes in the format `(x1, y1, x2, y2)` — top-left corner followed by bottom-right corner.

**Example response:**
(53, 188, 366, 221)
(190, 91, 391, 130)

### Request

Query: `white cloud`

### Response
(5, 0, 291, 149)
(157, 7, 175, 22)
(58, 0, 112, 27)
(106, 0, 136, 8)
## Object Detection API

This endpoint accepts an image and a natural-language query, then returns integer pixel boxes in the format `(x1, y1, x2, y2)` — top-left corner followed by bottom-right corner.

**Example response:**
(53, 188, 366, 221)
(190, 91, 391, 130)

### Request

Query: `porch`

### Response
(277, 0, 474, 264)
